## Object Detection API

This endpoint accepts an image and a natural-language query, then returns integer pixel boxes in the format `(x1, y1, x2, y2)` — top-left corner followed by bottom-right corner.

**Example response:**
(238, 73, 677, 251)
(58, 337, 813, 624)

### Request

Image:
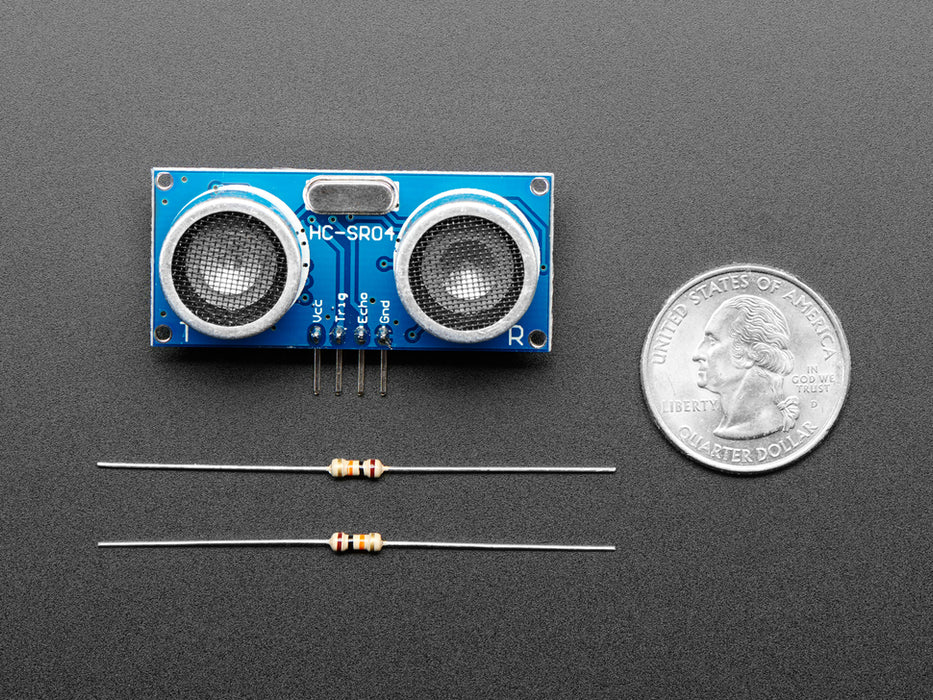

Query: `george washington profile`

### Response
(692, 294, 800, 440)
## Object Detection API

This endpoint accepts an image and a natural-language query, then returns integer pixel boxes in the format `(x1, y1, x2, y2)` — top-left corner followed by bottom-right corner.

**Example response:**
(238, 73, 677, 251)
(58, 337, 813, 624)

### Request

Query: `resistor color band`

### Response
(327, 458, 386, 478)
(328, 532, 384, 553)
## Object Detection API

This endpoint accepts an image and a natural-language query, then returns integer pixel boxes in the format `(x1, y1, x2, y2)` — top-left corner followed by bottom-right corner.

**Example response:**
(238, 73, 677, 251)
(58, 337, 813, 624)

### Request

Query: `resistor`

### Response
(98, 458, 615, 476)
(326, 458, 386, 478)
(99, 531, 615, 552)
(328, 532, 384, 553)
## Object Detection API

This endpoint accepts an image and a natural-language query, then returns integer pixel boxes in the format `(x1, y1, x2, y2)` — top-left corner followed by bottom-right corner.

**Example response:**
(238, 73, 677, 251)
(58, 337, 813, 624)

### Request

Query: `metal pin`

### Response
(331, 325, 347, 396)
(335, 350, 343, 396)
(309, 325, 324, 396)
(380, 350, 388, 397)
(357, 350, 365, 396)
(376, 325, 391, 397)
(354, 325, 369, 397)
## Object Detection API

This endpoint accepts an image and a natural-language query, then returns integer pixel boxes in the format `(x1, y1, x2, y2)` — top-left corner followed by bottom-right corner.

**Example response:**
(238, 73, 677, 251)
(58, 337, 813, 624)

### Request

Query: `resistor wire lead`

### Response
(97, 458, 616, 476)
(98, 531, 615, 552)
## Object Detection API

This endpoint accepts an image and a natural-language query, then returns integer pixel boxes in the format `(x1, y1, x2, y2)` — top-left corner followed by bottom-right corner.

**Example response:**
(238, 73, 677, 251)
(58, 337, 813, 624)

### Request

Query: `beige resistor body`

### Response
(327, 458, 386, 478)
(328, 532, 384, 553)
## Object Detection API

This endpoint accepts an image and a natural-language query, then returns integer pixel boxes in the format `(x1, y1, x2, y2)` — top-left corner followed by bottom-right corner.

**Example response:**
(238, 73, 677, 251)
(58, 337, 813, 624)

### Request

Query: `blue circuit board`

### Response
(151, 169, 553, 351)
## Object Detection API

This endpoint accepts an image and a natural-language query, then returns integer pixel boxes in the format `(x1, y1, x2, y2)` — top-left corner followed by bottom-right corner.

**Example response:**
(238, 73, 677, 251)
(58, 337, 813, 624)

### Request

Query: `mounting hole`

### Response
(529, 329, 547, 348)
(154, 324, 172, 343)
(530, 177, 549, 196)
(156, 172, 173, 190)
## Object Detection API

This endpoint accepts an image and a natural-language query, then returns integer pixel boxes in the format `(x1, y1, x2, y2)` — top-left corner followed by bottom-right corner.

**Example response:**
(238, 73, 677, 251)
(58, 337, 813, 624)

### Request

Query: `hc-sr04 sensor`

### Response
(151, 169, 553, 395)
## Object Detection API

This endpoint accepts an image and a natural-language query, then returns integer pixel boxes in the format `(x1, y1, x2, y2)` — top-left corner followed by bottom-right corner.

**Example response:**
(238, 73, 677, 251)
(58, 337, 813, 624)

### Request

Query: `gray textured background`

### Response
(2, 1, 931, 697)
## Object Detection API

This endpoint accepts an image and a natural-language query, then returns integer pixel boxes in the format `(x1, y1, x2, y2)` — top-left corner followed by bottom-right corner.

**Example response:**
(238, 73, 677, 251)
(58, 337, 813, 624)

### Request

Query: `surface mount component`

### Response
(151, 169, 553, 395)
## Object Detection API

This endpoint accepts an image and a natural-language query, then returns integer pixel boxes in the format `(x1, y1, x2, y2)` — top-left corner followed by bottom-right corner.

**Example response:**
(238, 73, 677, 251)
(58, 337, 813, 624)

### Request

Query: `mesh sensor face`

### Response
(158, 189, 306, 340)
(409, 215, 524, 332)
(394, 190, 541, 344)
(171, 212, 288, 326)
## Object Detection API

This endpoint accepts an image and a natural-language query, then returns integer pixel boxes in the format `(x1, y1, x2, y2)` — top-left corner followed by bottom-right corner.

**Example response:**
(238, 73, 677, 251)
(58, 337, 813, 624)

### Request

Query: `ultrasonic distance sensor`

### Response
(152, 170, 552, 351)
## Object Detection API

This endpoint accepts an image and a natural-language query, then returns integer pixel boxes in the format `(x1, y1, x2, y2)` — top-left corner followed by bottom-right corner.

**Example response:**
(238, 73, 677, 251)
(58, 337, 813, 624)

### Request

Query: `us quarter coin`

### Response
(641, 264, 850, 474)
